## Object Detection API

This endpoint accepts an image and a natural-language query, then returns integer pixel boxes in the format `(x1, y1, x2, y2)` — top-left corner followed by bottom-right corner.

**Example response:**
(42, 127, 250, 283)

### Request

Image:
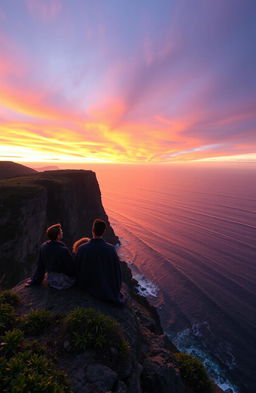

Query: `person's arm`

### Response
(25, 248, 45, 286)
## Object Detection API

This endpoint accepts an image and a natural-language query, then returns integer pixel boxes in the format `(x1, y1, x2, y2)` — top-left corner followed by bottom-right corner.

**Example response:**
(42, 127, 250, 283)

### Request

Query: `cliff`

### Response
(0, 168, 220, 393)
(10, 267, 189, 393)
(0, 161, 37, 179)
(0, 170, 118, 288)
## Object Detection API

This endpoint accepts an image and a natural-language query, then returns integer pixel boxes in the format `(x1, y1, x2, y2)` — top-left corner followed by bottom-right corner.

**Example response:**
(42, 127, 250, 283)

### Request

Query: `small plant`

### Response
(23, 340, 49, 356)
(0, 304, 16, 334)
(175, 352, 214, 393)
(0, 329, 24, 357)
(0, 290, 20, 307)
(20, 309, 52, 336)
(0, 351, 71, 393)
(65, 307, 129, 355)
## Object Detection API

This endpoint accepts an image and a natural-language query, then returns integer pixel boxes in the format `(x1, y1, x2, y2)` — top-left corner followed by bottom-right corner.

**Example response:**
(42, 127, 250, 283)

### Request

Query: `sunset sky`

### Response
(0, 0, 255, 165)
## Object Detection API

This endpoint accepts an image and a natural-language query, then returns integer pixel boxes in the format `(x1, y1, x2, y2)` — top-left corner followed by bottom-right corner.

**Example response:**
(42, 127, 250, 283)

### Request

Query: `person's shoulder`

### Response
(104, 241, 117, 253)
(56, 241, 69, 249)
(77, 240, 91, 254)
(40, 240, 51, 249)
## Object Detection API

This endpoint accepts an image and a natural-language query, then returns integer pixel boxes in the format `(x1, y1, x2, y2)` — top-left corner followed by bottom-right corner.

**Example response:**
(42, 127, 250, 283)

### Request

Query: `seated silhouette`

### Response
(25, 224, 75, 289)
(75, 219, 124, 305)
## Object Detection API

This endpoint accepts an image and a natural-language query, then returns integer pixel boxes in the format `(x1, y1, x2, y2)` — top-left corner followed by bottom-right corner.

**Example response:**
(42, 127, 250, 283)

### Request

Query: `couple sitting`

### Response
(25, 219, 124, 305)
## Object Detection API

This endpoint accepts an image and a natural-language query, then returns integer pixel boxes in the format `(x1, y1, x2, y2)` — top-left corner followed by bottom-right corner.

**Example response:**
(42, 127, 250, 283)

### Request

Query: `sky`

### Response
(0, 0, 256, 165)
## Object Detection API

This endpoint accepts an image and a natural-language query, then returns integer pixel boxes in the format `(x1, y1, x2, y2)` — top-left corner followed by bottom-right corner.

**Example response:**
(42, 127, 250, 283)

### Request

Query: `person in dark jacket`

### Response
(75, 219, 124, 305)
(25, 223, 75, 289)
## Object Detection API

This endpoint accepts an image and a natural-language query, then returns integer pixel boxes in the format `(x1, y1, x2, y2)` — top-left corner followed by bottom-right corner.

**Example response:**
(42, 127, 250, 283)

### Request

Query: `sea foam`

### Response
(171, 323, 239, 393)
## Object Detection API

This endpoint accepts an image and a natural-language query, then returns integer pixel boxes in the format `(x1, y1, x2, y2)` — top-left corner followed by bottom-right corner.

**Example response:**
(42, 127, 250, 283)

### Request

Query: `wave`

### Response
(99, 165, 256, 392)
(171, 322, 239, 393)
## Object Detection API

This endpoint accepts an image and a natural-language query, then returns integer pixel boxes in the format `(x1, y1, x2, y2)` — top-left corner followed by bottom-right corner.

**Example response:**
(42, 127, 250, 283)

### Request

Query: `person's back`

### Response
(40, 240, 74, 276)
(25, 224, 74, 288)
(75, 219, 123, 304)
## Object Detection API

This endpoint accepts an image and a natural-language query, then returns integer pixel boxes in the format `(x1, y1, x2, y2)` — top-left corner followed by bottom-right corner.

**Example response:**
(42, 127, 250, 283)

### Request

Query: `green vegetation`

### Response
(0, 329, 24, 357)
(0, 290, 20, 307)
(0, 304, 16, 335)
(0, 352, 71, 393)
(0, 304, 130, 392)
(65, 307, 129, 355)
(0, 303, 71, 392)
(20, 310, 53, 336)
(175, 352, 214, 393)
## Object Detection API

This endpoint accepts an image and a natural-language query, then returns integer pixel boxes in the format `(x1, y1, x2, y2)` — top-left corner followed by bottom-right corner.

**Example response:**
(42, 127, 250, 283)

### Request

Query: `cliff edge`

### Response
(10, 267, 189, 393)
(0, 170, 118, 288)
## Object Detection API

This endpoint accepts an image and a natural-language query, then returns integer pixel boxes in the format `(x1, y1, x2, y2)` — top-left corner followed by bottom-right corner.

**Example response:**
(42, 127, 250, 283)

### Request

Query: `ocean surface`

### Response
(86, 164, 256, 393)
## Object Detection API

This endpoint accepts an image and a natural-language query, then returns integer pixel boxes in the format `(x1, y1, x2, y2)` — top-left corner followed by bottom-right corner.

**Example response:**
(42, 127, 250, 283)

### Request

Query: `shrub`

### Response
(23, 340, 49, 356)
(0, 329, 24, 357)
(0, 351, 71, 393)
(175, 352, 214, 393)
(0, 304, 16, 334)
(65, 307, 129, 355)
(0, 290, 20, 307)
(20, 309, 52, 336)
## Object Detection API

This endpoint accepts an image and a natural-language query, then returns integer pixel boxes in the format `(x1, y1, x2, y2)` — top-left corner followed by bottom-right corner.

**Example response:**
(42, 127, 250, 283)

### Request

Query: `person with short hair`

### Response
(75, 219, 124, 305)
(25, 223, 75, 289)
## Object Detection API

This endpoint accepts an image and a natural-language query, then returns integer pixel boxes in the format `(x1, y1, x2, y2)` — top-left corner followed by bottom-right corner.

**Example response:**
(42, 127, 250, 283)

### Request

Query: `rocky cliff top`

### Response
(11, 264, 187, 393)
(3, 259, 220, 393)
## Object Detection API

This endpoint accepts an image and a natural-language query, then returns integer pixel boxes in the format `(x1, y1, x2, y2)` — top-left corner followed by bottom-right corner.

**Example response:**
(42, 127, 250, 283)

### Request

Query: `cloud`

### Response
(25, 0, 62, 21)
(0, 1, 255, 165)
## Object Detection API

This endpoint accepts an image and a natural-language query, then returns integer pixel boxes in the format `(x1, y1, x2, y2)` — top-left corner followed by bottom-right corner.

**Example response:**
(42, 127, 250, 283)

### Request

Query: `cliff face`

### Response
(12, 264, 188, 393)
(0, 170, 118, 288)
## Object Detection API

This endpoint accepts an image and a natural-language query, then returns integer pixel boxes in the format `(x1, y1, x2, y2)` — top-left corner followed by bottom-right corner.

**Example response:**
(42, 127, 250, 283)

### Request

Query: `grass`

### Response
(0, 306, 71, 392)
(175, 352, 214, 393)
(0, 304, 130, 392)
(0, 290, 20, 307)
(65, 307, 129, 355)
(0, 329, 24, 357)
(0, 304, 16, 335)
(0, 351, 71, 393)
(20, 310, 53, 336)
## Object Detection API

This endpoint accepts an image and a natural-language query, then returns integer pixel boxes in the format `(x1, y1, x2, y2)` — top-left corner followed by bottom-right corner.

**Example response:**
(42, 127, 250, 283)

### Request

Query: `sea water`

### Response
(83, 164, 256, 393)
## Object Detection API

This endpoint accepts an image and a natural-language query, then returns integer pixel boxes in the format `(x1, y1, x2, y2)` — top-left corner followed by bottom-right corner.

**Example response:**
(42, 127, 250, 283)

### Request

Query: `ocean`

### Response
(86, 164, 256, 393)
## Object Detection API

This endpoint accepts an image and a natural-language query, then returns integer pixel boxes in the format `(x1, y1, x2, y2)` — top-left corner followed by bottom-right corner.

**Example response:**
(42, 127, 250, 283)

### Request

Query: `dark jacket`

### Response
(75, 238, 123, 304)
(31, 240, 74, 284)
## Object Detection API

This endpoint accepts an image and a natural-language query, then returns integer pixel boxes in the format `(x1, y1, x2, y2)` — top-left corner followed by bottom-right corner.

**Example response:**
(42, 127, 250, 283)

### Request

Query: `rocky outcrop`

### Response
(0, 170, 118, 288)
(13, 266, 188, 393)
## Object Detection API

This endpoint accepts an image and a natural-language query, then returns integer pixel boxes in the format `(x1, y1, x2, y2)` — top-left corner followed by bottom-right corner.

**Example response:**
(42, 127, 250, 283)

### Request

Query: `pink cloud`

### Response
(25, 0, 62, 21)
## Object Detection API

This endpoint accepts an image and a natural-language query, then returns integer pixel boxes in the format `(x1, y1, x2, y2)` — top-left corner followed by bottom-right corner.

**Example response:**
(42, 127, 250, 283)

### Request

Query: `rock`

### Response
(63, 340, 70, 351)
(85, 364, 117, 389)
(0, 170, 118, 288)
(141, 355, 185, 393)
(69, 363, 118, 393)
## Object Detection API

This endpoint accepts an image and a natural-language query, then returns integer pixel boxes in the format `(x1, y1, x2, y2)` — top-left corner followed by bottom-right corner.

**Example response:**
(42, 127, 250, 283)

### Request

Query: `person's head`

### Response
(72, 237, 90, 254)
(92, 219, 106, 238)
(46, 223, 63, 241)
